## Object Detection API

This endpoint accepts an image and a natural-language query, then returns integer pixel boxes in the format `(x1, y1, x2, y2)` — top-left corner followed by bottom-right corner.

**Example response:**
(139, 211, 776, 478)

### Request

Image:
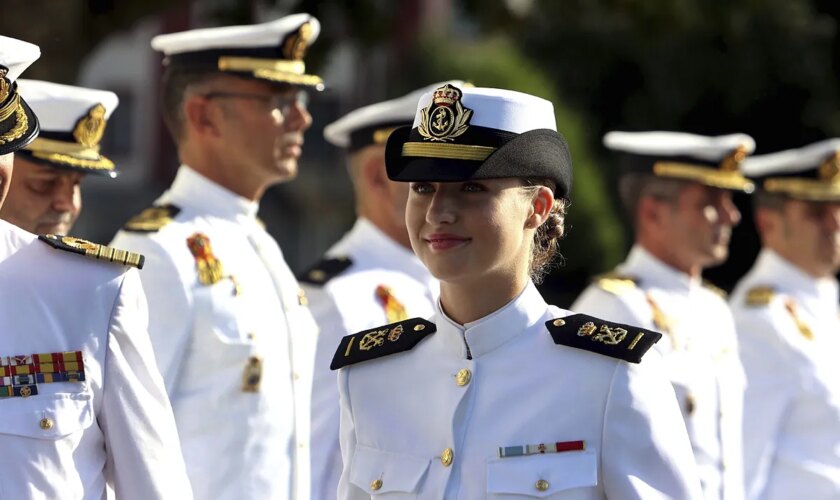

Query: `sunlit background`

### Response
(4, 0, 839, 305)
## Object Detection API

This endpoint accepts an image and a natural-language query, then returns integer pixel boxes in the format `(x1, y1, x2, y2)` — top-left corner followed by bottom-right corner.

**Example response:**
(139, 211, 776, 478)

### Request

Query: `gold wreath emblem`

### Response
(418, 84, 473, 143)
(73, 103, 107, 148)
(0, 67, 9, 103)
(819, 151, 840, 183)
(282, 22, 313, 61)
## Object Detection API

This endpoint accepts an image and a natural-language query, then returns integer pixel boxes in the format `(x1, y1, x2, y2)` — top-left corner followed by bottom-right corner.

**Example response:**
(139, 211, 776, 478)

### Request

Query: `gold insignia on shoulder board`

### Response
(577, 322, 597, 337)
(418, 84, 473, 143)
(745, 286, 775, 306)
(73, 103, 106, 148)
(359, 329, 387, 351)
(387, 325, 404, 342)
(242, 355, 263, 392)
(593, 324, 628, 346)
(39, 234, 144, 269)
(124, 205, 179, 232)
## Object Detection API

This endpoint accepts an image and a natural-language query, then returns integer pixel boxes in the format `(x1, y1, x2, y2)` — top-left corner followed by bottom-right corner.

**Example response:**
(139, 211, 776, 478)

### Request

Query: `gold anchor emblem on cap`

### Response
(418, 84, 473, 143)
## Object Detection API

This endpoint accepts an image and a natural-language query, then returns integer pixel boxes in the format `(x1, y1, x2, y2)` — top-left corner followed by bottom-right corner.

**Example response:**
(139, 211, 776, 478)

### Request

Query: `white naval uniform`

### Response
(111, 165, 318, 500)
(337, 282, 703, 499)
(0, 220, 192, 500)
(729, 249, 840, 500)
(572, 245, 745, 500)
(305, 217, 438, 500)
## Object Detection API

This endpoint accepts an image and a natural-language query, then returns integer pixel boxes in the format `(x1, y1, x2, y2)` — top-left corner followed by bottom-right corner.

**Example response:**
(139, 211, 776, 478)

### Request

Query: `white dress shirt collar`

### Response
(436, 281, 547, 359)
(163, 165, 260, 224)
(621, 244, 700, 293)
(752, 248, 839, 316)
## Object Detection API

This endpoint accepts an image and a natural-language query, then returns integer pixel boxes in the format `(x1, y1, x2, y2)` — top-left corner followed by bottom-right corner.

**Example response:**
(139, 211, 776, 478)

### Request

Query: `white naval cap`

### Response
(385, 84, 573, 198)
(742, 138, 840, 202)
(0, 36, 40, 156)
(152, 13, 323, 89)
(603, 131, 755, 192)
(324, 80, 469, 151)
(16, 80, 119, 176)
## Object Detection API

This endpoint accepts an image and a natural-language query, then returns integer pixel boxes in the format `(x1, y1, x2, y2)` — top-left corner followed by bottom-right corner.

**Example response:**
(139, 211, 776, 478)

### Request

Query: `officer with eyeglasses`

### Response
(111, 14, 323, 500)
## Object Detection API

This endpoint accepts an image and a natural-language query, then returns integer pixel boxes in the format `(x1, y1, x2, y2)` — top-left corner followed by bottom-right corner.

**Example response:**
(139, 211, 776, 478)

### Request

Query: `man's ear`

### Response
(360, 150, 388, 196)
(183, 95, 222, 139)
(638, 195, 663, 230)
(526, 186, 555, 229)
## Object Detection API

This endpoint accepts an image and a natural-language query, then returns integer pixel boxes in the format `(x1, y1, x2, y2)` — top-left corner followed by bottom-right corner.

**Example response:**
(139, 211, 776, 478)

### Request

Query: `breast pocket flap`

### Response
(350, 445, 430, 494)
(487, 450, 598, 497)
(0, 391, 94, 440)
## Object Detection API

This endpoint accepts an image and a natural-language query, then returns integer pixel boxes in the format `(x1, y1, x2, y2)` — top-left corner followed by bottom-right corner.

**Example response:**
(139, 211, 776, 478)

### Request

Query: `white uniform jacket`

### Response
(111, 165, 318, 500)
(305, 217, 439, 500)
(0, 220, 191, 500)
(337, 281, 703, 499)
(572, 245, 745, 500)
(729, 249, 840, 500)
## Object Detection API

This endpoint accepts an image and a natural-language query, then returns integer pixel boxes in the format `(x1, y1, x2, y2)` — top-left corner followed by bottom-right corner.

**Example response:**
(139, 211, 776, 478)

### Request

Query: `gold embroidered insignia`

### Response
(186, 233, 225, 286)
(242, 355, 263, 392)
(592, 324, 628, 345)
(819, 150, 840, 182)
(720, 145, 748, 172)
(39, 234, 144, 269)
(596, 272, 638, 296)
(123, 204, 180, 233)
(745, 286, 775, 306)
(282, 21, 313, 61)
(418, 84, 473, 142)
(0, 67, 9, 102)
(73, 103, 106, 148)
(387, 324, 404, 342)
(375, 285, 408, 323)
(359, 329, 387, 351)
(577, 322, 597, 337)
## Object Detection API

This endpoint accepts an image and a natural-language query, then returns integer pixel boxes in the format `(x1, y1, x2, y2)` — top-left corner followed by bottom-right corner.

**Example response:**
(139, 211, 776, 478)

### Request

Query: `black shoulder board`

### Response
(298, 256, 353, 285)
(122, 204, 181, 233)
(39, 234, 145, 269)
(546, 313, 661, 364)
(330, 317, 436, 370)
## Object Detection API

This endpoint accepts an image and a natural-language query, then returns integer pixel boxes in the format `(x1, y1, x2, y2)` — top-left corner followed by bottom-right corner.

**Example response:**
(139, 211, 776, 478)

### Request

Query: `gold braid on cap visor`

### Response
(402, 142, 497, 162)
(762, 177, 840, 201)
(652, 162, 754, 192)
(217, 56, 323, 86)
(25, 136, 115, 171)
(0, 93, 29, 145)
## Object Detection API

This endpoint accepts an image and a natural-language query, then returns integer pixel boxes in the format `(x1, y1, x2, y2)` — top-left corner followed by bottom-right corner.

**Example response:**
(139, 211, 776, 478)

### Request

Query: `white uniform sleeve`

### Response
(602, 352, 703, 499)
(734, 310, 798, 499)
(111, 233, 192, 393)
(309, 285, 351, 500)
(337, 367, 368, 500)
(572, 286, 653, 329)
(98, 269, 193, 500)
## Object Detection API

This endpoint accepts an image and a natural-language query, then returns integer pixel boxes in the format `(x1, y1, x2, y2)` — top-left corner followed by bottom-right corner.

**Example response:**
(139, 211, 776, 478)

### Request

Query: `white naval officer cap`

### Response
(742, 138, 840, 202)
(17, 80, 119, 177)
(603, 131, 756, 192)
(324, 80, 470, 151)
(151, 13, 324, 89)
(385, 84, 573, 198)
(0, 36, 40, 156)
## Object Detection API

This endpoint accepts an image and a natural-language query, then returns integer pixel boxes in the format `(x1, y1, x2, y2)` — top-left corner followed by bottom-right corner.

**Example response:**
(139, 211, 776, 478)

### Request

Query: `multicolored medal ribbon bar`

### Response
(0, 351, 85, 399)
(498, 440, 586, 458)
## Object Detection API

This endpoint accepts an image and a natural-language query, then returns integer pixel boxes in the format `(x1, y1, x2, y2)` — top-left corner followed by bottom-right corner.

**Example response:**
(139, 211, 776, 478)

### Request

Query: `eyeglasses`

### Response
(202, 90, 309, 116)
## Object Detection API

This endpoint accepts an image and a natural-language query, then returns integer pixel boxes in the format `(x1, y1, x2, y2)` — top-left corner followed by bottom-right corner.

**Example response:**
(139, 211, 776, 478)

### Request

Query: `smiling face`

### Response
(0, 156, 83, 234)
(406, 178, 539, 288)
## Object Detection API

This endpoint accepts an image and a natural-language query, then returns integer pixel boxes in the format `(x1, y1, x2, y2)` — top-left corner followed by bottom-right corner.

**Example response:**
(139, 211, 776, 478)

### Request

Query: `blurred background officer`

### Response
(730, 140, 840, 500)
(304, 82, 459, 499)
(110, 14, 322, 500)
(0, 36, 191, 500)
(573, 132, 755, 500)
(0, 80, 118, 235)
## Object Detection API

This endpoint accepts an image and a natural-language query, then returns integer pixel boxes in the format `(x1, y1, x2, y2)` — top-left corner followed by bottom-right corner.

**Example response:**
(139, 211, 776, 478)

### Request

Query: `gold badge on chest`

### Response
(242, 355, 263, 392)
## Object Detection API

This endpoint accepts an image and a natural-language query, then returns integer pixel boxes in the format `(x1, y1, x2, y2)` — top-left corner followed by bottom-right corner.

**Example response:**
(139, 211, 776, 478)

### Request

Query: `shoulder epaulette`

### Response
(298, 256, 353, 285)
(745, 285, 776, 306)
(546, 313, 661, 364)
(39, 234, 145, 269)
(595, 272, 639, 296)
(702, 280, 728, 299)
(330, 317, 435, 370)
(122, 204, 180, 233)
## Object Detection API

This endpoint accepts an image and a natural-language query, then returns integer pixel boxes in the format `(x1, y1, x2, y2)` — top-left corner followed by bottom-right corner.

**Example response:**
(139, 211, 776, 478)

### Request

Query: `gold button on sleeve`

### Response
(535, 479, 550, 492)
(455, 368, 472, 386)
(441, 447, 454, 467)
(370, 479, 383, 491)
(39, 417, 54, 430)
